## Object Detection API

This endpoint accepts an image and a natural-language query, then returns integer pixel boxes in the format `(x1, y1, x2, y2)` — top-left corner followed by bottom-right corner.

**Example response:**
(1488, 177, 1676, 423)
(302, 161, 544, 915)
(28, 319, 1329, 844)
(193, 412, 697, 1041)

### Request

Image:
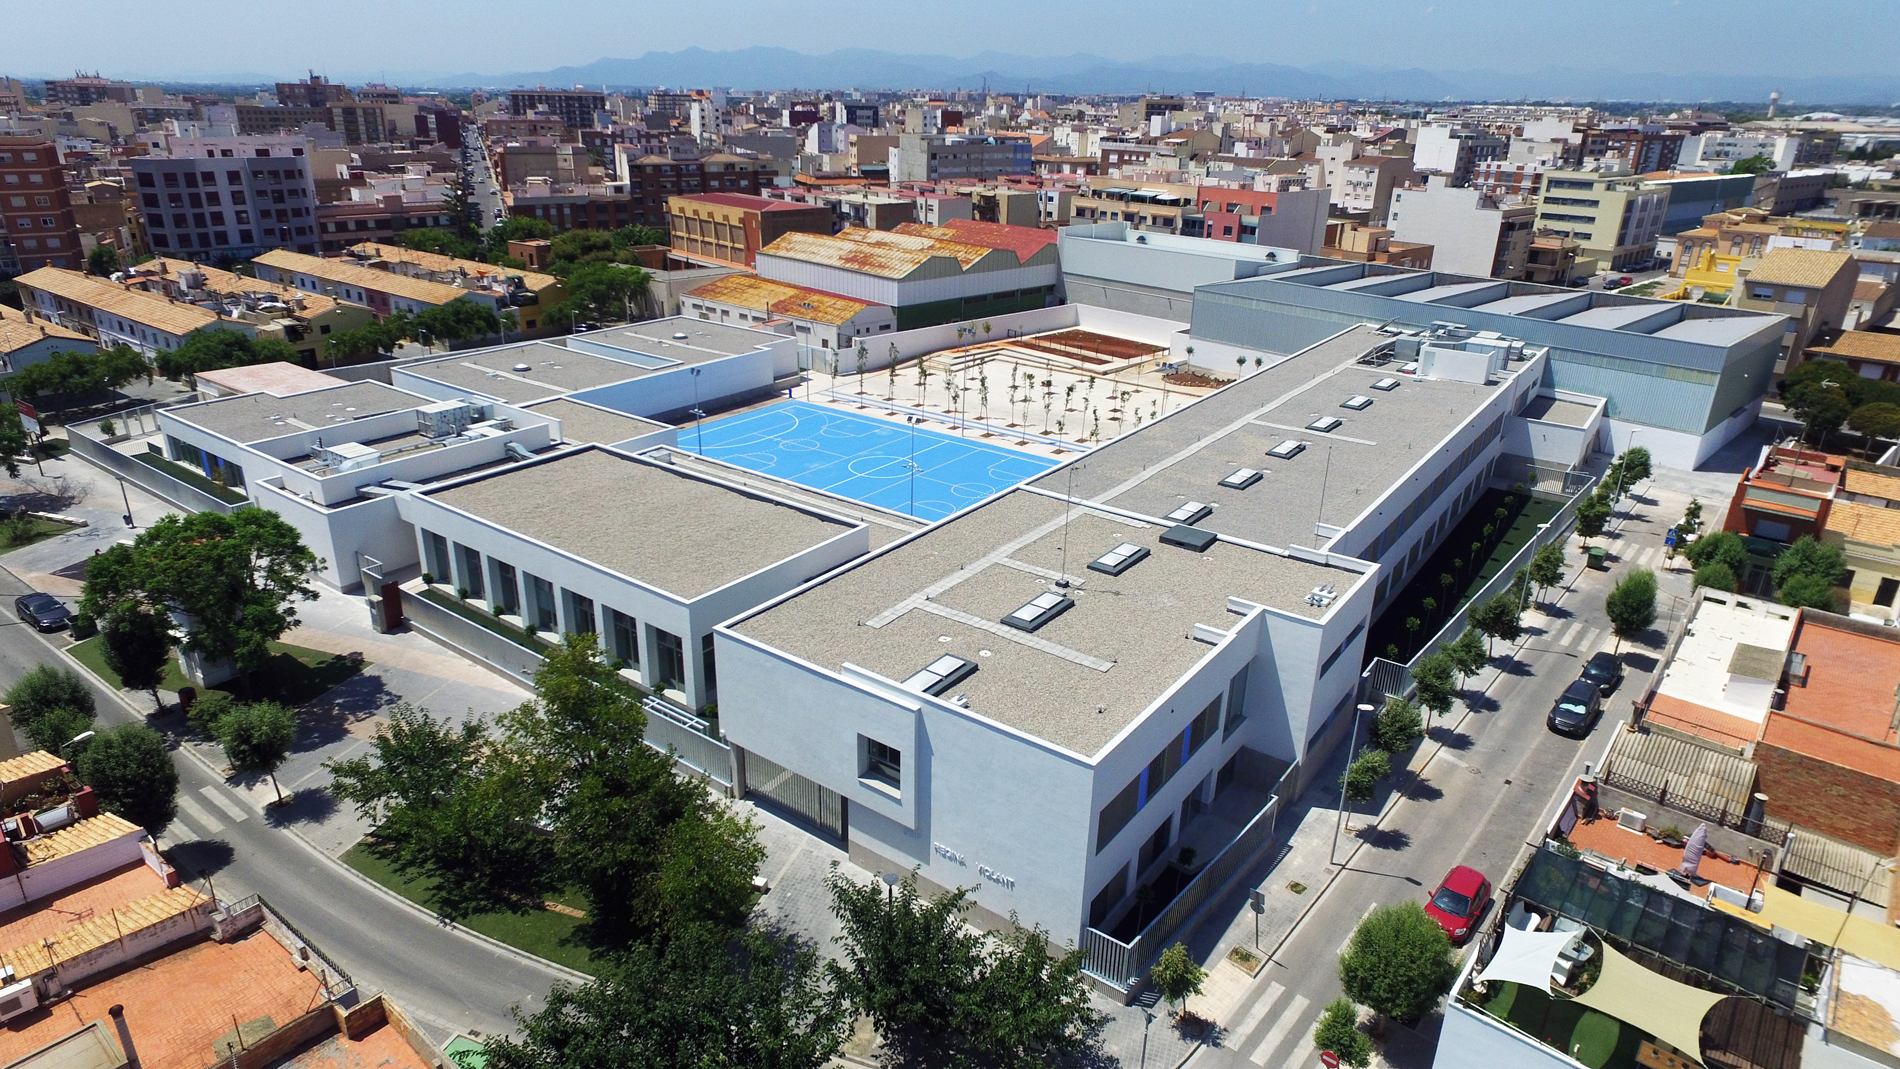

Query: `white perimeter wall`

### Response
(251, 483, 414, 592)
(757, 255, 1061, 309)
(569, 351, 777, 419)
(837, 304, 1188, 375)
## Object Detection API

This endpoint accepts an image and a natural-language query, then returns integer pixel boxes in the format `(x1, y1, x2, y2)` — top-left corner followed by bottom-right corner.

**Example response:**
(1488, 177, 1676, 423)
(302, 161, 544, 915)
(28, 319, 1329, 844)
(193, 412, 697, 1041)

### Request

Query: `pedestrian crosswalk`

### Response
(1246, 992, 1311, 1066)
(1542, 620, 1603, 652)
(168, 785, 255, 842)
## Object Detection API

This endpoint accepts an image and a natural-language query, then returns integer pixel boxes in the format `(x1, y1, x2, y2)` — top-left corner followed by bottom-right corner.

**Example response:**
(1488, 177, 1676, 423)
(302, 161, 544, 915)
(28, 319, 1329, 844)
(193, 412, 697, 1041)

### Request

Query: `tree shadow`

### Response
(1403, 776, 1445, 803)
(1623, 651, 1660, 674)
(1427, 725, 1472, 750)
(264, 785, 339, 827)
(164, 837, 235, 880)
(1355, 825, 1412, 852)
(1535, 604, 1575, 621)
(1461, 692, 1499, 714)
(292, 670, 400, 751)
(1497, 657, 1535, 677)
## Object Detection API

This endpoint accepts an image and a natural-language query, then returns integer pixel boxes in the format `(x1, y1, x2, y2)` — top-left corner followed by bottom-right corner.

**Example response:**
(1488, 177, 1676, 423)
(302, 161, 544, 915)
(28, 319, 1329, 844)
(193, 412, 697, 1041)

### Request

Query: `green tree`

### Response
(1778, 573, 1838, 610)
(486, 923, 852, 1069)
(1528, 542, 1566, 606)
(1313, 997, 1371, 1068)
(1338, 902, 1456, 1025)
(1605, 568, 1659, 653)
(75, 723, 178, 835)
(1411, 650, 1458, 718)
(1693, 561, 1740, 592)
(1444, 627, 1489, 689)
(399, 227, 483, 261)
(1728, 153, 1777, 175)
(826, 869, 1100, 1066)
(1850, 403, 1900, 454)
(1468, 591, 1524, 657)
(1613, 446, 1652, 486)
(1772, 534, 1846, 592)
(217, 699, 296, 804)
(98, 608, 174, 713)
(154, 330, 303, 382)
(411, 297, 503, 344)
(545, 261, 649, 327)
(1575, 493, 1611, 543)
(482, 215, 556, 260)
(184, 691, 238, 739)
(1340, 748, 1390, 827)
(0, 403, 27, 478)
(87, 244, 122, 277)
(1784, 375, 1854, 445)
(4, 665, 97, 752)
(81, 510, 322, 694)
(1150, 942, 1207, 1019)
(1683, 529, 1748, 574)
(1371, 696, 1424, 755)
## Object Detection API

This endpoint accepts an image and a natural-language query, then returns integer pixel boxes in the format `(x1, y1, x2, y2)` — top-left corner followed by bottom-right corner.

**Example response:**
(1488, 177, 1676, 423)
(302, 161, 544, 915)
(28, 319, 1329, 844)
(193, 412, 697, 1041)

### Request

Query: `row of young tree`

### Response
(325, 636, 1104, 1068)
(1313, 902, 1463, 1066)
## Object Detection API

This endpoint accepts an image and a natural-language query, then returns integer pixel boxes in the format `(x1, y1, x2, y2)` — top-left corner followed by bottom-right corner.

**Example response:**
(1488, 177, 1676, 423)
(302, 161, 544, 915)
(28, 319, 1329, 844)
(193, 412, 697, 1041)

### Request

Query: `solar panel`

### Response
(1219, 468, 1262, 490)
(1002, 590, 1074, 632)
(1165, 501, 1212, 525)
(902, 653, 978, 696)
(1268, 440, 1307, 459)
(1089, 542, 1151, 576)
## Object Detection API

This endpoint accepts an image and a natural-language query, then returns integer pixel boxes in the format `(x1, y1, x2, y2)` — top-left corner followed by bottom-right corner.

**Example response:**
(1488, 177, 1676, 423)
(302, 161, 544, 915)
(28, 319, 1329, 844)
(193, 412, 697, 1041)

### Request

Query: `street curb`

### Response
(24, 578, 594, 990)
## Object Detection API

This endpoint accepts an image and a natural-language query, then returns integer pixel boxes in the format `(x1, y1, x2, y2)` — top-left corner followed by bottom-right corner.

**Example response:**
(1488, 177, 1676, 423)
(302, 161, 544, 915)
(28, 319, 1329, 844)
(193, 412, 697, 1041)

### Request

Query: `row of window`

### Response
(11, 236, 63, 250)
(1096, 664, 1249, 853)
(138, 167, 305, 189)
(5, 195, 53, 208)
(423, 530, 700, 695)
(1, 173, 48, 185)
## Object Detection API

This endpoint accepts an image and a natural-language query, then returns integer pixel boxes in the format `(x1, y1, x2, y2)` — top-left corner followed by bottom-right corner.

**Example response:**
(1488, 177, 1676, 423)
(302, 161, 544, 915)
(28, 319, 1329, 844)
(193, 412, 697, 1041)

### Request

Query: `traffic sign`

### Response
(1321, 1052, 1341, 1068)
(1665, 527, 1679, 547)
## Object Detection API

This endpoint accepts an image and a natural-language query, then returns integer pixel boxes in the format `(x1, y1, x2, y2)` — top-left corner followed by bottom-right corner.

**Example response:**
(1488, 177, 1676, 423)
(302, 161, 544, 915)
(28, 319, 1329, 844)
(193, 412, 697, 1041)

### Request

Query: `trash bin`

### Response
(1588, 546, 1608, 571)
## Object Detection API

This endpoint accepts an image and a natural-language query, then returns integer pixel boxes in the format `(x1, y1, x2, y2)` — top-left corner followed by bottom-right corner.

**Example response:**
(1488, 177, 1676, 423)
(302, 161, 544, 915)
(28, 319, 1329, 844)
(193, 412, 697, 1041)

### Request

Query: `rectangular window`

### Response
(1138, 816, 1173, 872)
(1877, 577, 1900, 608)
(489, 559, 520, 615)
(1097, 777, 1140, 852)
(1187, 697, 1221, 759)
(422, 531, 450, 581)
(701, 633, 717, 696)
(654, 629, 686, 691)
(1223, 662, 1251, 739)
(1089, 865, 1129, 928)
(564, 590, 595, 636)
(608, 608, 639, 669)
(526, 574, 557, 631)
(453, 544, 483, 599)
(862, 737, 902, 788)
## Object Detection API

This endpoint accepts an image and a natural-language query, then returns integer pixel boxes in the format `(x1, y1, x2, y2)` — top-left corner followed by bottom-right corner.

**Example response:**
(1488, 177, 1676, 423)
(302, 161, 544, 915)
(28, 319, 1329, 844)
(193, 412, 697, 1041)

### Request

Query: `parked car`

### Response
(1548, 677, 1605, 736)
(1425, 865, 1491, 944)
(1580, 651, 1625, 695)
(14, 592, 73, 631)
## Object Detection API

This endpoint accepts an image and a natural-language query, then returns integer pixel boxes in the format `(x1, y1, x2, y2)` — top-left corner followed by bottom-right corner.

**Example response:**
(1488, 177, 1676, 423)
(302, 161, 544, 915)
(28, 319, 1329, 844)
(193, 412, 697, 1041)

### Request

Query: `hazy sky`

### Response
(2, 0, 1884, 82)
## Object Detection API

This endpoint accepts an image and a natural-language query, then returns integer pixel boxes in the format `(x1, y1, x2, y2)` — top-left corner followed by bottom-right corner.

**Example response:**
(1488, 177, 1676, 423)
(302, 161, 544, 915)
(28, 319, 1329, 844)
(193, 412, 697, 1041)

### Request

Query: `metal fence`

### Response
(642, 697, 733, 789)
(814, 389, 1090, 452)
(1080, 769, 1290, 993)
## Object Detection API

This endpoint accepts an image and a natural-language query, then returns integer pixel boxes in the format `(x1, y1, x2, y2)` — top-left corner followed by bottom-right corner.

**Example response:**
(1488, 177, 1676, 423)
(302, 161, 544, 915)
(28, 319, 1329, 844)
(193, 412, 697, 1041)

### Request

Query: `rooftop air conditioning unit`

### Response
(318, 441, 383, 472)
(1618, 809, 1648, 834)
(417, 400, 475, 439)
(0, 978, 38, 1023)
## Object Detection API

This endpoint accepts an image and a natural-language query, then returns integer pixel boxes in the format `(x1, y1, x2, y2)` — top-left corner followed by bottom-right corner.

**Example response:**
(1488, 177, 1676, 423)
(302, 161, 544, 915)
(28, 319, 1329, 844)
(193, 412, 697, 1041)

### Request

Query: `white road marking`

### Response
(173, 792, 224, 837)
(1336, 901, 1380, 956)
(1277, 1035, 1318, 1069)
(200, 785, 250, 823)
(1579, 627, 1602, 651)
(1231, 981, 1286, 1046)
(1556, 621, 1580, 646)
(1248, 993, 1311, 1066)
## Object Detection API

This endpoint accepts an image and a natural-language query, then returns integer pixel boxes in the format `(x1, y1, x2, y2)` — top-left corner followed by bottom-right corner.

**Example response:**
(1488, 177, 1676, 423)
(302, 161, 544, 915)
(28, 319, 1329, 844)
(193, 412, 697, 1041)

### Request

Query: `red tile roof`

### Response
(675, 191, 818, 212)
(1780, 614, 1900, 742)
(891, 218, 1056, 264)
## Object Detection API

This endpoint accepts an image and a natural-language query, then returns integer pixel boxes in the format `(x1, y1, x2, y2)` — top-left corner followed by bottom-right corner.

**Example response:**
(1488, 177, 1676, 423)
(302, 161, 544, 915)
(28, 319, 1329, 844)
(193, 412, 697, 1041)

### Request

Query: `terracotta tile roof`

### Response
(23, 812, 142, 867)
(343, 242, 558, 292)
(682, 273, 875, 326)
(14, 267, 225, 338)
(1780, 614, 1900, 741)
(1761, 713, 1900, 782)
(0, 885, 209, 974)
(1843, 468, 1900, 502)
(133, 258, 342, 318)
(1567, 817, 1763, 894)
(252, 250, 468, 307)
(1828, 500, 1900, 545)
(1746, 247, 1854, 289)
(1863, 221, 1900, 241)
(0, 750, 67, 784)
(1811, 330, 1900, 365)
(0, 306, 90, 354)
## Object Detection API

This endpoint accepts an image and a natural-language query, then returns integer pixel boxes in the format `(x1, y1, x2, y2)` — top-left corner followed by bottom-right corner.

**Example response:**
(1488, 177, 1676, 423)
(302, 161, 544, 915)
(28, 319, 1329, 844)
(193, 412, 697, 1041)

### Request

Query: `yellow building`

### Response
(1661, 245, 1748, 302)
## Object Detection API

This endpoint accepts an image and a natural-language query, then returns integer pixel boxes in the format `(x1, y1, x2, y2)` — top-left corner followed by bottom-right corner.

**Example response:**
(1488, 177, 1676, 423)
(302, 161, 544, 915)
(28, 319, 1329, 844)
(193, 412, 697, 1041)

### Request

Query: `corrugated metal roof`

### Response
(759, 229, 995, 280)
(834, 227, 995, 269)
(684, 273, 875, 326)
(1783, 824, 1891, 905)
(1607, 727, 1758, 819)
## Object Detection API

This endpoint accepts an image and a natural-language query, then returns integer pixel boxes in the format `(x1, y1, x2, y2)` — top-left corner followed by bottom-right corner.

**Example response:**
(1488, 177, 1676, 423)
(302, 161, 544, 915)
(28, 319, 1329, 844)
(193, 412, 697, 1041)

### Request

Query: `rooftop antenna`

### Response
(1057, 461, 1086, 588)
(1315, 445, 1333, 548)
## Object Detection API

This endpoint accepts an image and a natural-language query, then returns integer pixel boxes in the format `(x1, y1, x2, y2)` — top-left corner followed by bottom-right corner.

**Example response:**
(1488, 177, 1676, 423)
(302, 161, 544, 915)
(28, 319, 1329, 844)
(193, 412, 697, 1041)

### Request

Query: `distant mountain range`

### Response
(428, 47, 1900, 106)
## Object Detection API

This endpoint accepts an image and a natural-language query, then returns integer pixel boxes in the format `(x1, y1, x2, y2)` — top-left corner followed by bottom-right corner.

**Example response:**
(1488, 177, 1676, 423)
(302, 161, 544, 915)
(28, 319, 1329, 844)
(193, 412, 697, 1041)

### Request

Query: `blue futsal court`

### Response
(685, 401, 1059, 521)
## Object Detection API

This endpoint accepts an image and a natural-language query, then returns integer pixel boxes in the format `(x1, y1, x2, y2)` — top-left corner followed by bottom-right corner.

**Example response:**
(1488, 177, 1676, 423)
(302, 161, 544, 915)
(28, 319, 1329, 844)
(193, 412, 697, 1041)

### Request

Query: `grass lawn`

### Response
(1480, 983, 1645, 1069)
(1, 517, 82, 551)
(130, 450, 249, 504)
(342, 840, 596, 974)
(70, 637, 364, 706)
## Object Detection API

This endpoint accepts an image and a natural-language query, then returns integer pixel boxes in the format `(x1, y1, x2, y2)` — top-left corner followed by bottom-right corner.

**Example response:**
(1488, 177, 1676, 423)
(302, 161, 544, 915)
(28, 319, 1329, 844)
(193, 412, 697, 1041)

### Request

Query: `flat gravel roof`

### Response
(398, 343, 653, 403)
(734, 488, 1355, 755)
(524, 398, 668, 445)
(170, 381, 425, 443)
(428, 447, 859, 599)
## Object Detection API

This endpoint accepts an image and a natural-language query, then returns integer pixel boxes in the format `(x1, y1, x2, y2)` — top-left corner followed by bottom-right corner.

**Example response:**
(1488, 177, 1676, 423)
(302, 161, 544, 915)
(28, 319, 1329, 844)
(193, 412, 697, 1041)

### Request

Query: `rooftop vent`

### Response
(1089, 542, 1151, 576)
(672, 331, 689, 339)
(902, 654, 978, 696)
(1305, 584, 1338, 609)
(1219, 468, 1262, 490)
(1341, 395, 1373, 411)
(1160, 525, 1218, 552)
(1268, 440, 1307, 460)
(512, 362, 532, 372)
(1165, 501, 1212, 526)
(1371, 377, 1400, 391)
(1003, 590, 1074, 632)
(1399, 361, 1419, 375)
(1307, 416, 1344, 433)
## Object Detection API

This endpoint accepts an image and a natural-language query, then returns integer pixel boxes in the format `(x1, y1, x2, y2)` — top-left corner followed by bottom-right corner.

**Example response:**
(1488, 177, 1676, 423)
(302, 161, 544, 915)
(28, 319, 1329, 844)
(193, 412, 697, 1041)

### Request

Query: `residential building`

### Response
(1669, 208, 1785, 279)
(504, 181, 644, 234)
(1321, 221, 1433, 268)
(1565, 124, 1684, 173)
(13, 266, 254, 357)
(765, 188, 917, 232)
(891, 135, 1034, 183)
(507, 89, 607, 130)
(1387, 176, 1536, 279)
(1681, 131, 1809, 173)
(316, 195, 460, 253)
(665, 192, 834, 268)
(1057, 221, 1302, 320)
(1470, 158, 1548, 199)
(1532, 169, 1671, 272)
(1410, 124, 1509, 186)
(1823, 458, 1900, 622)
(754, 218, 1059, 329)
(1073, 182, 1327, 253)
(0, 137, 81, 271)
(70, 179, 142, 259)
(1751, 169, 1832, 214)
(612, 148, 769, 230)
(130, 134, 319, 260)
(680, 273, 895, 349)
(1637, 171, 1759, 236)
(119, 257, 376, 365)
(42, 73, 137, 107)
(1524, 231, 1582, 285)
(1335, 155, 1416, 224)
(251, 243, 561, 335)
(0, 305, 94, 373)
(1728, 247, 1857, 373)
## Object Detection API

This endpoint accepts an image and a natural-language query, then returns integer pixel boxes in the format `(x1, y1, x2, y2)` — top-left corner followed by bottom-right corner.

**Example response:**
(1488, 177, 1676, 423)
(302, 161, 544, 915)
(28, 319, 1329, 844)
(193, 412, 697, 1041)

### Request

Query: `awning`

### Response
(1710, 884, 1900, 972)
(1571, 944, 1728, 1066)
(1475, 925, 1580, 991)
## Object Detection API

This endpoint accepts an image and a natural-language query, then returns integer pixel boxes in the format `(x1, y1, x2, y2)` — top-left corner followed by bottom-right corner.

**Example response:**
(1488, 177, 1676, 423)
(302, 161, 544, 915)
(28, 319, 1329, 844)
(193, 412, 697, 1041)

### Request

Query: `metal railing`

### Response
(813, 389, 1092, 451)
(1080, 770, 1290, 992)
(642, 697, 732, 788)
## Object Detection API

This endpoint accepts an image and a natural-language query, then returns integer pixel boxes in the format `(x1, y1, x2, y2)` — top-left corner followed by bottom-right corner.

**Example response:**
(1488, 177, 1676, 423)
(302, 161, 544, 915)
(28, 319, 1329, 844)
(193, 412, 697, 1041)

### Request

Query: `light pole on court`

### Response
(690, 368, 706, 454)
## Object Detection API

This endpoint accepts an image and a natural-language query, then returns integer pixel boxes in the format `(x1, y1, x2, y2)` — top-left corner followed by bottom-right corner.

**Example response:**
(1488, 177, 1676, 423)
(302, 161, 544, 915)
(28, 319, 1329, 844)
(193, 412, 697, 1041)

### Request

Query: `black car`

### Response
(1580, 651, 1625, 695)
(14, 592, 73, 632)
(1548, 678, 1604, 736)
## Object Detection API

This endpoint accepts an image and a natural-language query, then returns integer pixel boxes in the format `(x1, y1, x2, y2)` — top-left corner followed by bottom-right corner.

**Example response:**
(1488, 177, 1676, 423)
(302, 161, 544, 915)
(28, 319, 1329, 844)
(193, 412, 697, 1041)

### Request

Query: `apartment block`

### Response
(507, 89, 606, 130)
(891, 135, 1034, 183)
(1388, 176, 1536, 279)
(1532, 169, 1671, 272)
(666, 192, 833, 268)
(1728, 247, 1857, 373)
(130, 134, 319, 260)
(0, 137, 82, 271)
(43, 73, 137, 107)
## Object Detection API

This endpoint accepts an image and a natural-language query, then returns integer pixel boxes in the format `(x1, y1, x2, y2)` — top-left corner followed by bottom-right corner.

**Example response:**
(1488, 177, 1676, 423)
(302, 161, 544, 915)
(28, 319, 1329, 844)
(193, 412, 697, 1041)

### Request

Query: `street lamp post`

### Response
(690, 368, 705, 455)
(118, 476, 133, 527)
(1330, 703, 1376, 864)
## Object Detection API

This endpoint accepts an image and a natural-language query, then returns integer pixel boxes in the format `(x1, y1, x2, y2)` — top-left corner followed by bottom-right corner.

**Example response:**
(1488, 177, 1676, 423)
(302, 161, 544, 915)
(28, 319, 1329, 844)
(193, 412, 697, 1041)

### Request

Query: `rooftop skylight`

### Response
(1089, 542, 1151, 576)
(1002, 590, 1074, 632)
(902, 654, 978, 696)
(1219, 468, 1262, 490)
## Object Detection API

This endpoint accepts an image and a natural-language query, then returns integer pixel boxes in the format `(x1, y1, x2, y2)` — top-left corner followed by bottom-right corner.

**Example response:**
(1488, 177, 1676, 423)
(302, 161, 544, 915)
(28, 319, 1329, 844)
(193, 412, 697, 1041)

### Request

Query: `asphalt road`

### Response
(1195, 486, 1684, 1068)
(0, 569, 567, 1043)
